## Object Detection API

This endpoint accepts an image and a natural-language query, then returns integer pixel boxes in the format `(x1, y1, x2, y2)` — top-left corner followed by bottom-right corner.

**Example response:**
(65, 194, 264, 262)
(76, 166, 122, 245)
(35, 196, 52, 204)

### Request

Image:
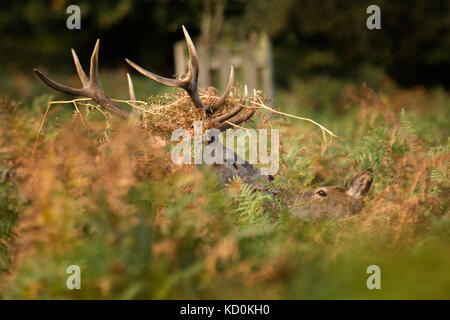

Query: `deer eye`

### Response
(316, 189, 327, 197)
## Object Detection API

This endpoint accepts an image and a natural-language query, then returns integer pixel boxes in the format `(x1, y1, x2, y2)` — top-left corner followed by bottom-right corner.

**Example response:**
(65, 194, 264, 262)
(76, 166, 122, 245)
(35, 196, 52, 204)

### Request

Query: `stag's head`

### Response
(291, 168, 373, 220)
(33, 26, 266, 185)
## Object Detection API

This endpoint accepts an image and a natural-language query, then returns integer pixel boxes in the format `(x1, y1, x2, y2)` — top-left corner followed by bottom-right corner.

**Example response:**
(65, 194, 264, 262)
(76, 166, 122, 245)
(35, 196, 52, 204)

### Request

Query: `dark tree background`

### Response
(0, 0, 448, 88)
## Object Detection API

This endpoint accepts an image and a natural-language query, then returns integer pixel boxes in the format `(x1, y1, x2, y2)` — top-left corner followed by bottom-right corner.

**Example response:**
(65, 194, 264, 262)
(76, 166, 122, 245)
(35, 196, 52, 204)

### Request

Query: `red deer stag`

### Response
(34, 26, 372, 219)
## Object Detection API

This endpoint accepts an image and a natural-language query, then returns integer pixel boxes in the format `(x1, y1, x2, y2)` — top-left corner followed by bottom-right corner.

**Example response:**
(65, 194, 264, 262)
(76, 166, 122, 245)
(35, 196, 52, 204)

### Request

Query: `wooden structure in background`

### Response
(174, 33, 274, 99)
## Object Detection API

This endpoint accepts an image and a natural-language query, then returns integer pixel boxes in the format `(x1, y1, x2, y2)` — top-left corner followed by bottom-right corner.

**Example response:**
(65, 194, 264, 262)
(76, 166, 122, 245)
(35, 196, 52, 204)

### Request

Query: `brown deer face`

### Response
(291, 168, 373, 220)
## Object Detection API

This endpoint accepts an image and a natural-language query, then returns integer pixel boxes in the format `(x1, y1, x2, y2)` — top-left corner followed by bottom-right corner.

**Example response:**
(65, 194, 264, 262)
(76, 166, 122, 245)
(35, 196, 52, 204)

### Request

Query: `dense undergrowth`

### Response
(0, 77, 448, 299)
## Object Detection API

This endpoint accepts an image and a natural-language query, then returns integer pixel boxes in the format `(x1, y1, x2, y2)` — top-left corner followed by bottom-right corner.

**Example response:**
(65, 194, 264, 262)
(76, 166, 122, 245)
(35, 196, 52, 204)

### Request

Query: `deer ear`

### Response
(347, 168, 373, 198)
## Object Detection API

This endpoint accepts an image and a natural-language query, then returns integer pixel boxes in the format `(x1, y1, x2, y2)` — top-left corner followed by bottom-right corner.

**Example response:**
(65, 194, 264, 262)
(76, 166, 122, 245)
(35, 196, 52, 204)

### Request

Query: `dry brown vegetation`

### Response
(0, 78, 448, 299)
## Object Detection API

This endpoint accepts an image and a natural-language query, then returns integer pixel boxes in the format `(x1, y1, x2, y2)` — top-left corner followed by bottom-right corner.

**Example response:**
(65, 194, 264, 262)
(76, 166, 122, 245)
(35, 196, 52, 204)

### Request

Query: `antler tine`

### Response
(216, 85, 255, 132)
(89, 39, 100, 86)
(125, 59, 186, 88)
(127, 73, 136, 102)
(182, 25, 199, 84)
(182, 25, 234, 112)
(217, 108, 255, 132)
(34, 39, 130, 119)
(127, 73, 139, 115)
(208, 66, 234, 113)
(210, 84, 246, 125)
(126, 25, 234, 112)
(34, 69, 85, 96)
(124, 26, 195, 91)
(71, 49, 89, 86)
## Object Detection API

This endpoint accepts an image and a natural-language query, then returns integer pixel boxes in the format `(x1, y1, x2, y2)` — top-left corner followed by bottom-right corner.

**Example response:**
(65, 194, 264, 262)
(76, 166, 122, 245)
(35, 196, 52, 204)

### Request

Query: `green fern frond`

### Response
(400, 108, 416, 136)
(231, 179, 273, 228)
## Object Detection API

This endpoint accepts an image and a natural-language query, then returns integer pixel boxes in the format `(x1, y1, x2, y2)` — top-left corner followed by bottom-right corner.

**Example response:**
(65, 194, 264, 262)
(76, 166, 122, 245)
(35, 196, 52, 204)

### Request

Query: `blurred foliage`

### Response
(0, 74, 448, 299)
(0, 0, 449, 300)
(242, 0, 450, 88)
(0, 159, 20, 272)
(0, 0, 449, 91)
(0, 0, 205, 76)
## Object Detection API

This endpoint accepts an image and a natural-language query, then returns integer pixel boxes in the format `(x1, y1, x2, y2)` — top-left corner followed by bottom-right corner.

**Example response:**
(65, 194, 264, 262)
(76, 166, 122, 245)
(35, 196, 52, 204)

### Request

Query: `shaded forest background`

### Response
(0, 0, 449, 91)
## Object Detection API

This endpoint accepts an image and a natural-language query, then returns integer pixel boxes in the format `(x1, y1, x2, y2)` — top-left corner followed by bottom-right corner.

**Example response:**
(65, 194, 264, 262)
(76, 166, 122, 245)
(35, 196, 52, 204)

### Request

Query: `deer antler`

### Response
(126, 25, 234, 113)
(35, 28, 256, 134)
(34, 39, 130, 119)
(210, 86, 256, 131)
